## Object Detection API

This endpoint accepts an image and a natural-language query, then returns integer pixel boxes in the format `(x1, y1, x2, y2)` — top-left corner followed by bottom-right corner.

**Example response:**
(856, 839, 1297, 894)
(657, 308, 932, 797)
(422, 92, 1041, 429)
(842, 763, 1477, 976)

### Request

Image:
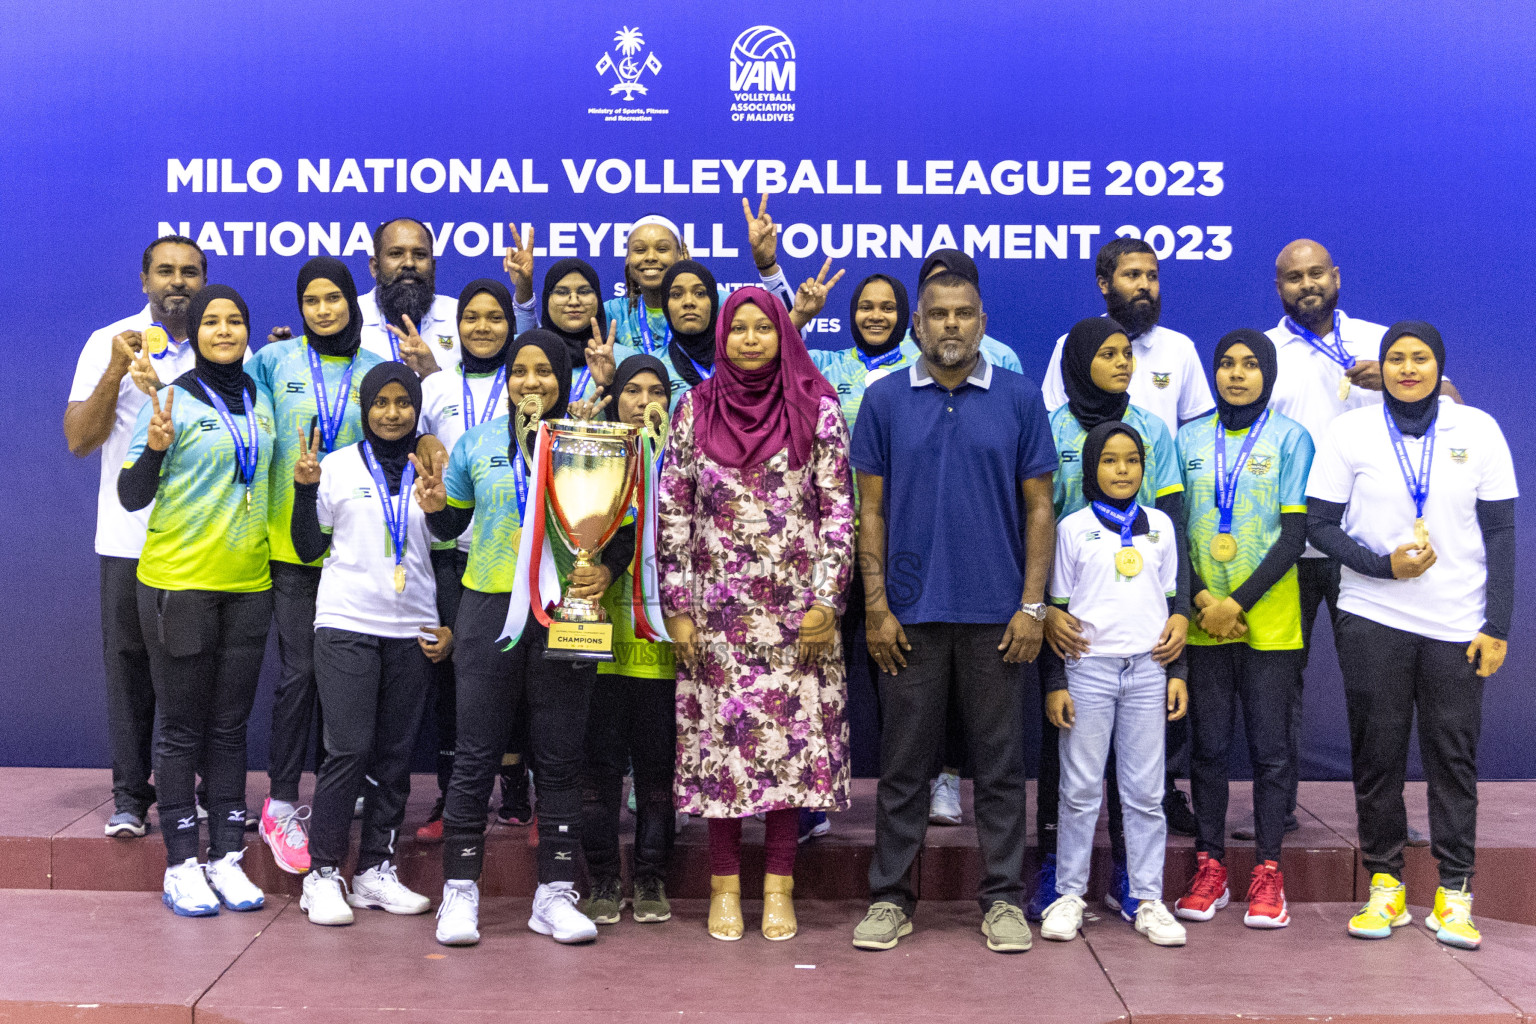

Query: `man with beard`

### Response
(65, 235, 206, 838)
(850, 271, 1057, 954)
(1042, 238, 1213, 438)
(360, 218, 462, 377)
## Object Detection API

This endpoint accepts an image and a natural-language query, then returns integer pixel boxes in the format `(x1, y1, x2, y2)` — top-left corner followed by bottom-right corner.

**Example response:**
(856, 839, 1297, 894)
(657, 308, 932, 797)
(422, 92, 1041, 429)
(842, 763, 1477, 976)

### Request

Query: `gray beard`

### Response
(923, 336, 978, 369)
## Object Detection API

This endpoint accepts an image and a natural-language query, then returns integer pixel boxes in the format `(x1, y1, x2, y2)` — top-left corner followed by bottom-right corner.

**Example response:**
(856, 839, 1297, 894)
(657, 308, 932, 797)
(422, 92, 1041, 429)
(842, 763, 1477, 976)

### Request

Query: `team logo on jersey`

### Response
(489, 455, 510, 469)
(284, 381, 307, 394)
(596, 26, 662, 101)
(441, 404, 460, 419)
(1451, 448, 1468, 464)
(1151, 372, 1172, 389)
(351, 486, 374, 500)
(258, 415, 274, 433)
(1149, 530, 1161, 544)
(1246, 455, 1273, 477)
(197, 418, 218, 432)
(1085, 530, 1101, 541)
(1061, 449, 1079, 464)
(437, 335, 453, 350)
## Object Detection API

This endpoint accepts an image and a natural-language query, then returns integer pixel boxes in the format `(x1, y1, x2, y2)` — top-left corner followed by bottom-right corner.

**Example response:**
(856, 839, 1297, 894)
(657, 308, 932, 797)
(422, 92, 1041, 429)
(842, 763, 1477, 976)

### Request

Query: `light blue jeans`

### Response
(1057, 653, 1168, 902)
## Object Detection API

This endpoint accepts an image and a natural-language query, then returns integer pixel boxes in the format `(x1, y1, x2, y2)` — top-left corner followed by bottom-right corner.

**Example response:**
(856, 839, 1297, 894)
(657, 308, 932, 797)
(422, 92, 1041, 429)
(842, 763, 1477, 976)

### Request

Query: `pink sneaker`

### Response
(259, 798, 311, 874)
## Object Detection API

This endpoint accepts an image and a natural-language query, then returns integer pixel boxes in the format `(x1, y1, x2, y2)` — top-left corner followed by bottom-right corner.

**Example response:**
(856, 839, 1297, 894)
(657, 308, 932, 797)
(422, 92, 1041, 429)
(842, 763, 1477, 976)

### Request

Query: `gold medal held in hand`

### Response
(1115, 546, 1143, 578)
(1337, 374, 1351, 402)
(1211, 533, 1238, 562)
(1413, 517, 1430, 550)
(393, 564, 406, 593)
(143, 324, 169, 356)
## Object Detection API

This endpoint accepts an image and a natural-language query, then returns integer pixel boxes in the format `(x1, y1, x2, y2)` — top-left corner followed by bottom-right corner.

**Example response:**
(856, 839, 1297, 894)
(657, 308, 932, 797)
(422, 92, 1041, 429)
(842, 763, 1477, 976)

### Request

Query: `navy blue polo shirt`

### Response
(850, 356, 1058, 624)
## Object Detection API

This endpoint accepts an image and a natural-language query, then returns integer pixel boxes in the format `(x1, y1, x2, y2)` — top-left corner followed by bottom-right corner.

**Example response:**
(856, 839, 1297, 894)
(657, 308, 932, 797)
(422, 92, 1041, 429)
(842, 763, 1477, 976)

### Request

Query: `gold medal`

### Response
(1414, 517, 1430, 550)
(1115, 547, 1143, 578)
(1211, 533, 1238, 562)
(143, 325, 169, 356)
(1338, 374, 1351, 402)
(393, 564, 407, 593)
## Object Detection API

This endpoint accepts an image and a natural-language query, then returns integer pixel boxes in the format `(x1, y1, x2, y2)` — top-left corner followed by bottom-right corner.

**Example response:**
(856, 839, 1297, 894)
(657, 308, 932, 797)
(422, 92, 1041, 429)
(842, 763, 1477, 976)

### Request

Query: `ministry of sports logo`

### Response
(729, 25, 796, 122)
(596, 26, 661, 101)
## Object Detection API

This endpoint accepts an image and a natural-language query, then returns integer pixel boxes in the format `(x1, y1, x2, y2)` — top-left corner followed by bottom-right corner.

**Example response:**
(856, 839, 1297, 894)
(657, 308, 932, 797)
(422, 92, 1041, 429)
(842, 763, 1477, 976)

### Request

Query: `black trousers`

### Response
(267, 562, 325, 803)
(309, 628, 433, 873)
(1188, 644, 1297, 863)
(1335, 612, 1482, 887)
(1036, 645, 1126, 862)
(581, 673, 677, 885)
(443, 590, 595, 884)
(137, 585, 271, 865)
(428, 547, 468, 795)
(1292, 557, 1341, 817)
(870, 622, 1026, 914)
(102, 556, 157, 816)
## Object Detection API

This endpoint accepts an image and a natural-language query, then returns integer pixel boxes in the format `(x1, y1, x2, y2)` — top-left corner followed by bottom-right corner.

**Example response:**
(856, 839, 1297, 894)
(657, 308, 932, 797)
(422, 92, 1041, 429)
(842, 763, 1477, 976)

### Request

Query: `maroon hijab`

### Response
(691, 286, 837, 471)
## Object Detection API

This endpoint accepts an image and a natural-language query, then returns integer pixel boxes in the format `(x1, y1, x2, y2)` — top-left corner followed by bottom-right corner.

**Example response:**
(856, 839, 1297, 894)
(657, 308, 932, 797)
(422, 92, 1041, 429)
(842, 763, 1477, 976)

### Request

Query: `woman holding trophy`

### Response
(659, 286, 856, 942)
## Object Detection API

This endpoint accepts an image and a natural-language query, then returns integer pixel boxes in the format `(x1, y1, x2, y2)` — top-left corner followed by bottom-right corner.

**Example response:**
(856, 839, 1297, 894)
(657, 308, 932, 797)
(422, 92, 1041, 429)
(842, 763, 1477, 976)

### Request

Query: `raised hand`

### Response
(294, 425, 322, 485)
(789, 258, 845, 331)
(268, 325, 294, 344)
(110, 329, 143, 376)
(410, 452, 446, 513)
(569, 384, 613, 422)
(388, 314, 440, 378)
(503, 223, 536, 303)
(146, 387, 176, 452)
(586, 317, 618, 387)
(743, 193, 778, 272)
(128, 345, 159, 398)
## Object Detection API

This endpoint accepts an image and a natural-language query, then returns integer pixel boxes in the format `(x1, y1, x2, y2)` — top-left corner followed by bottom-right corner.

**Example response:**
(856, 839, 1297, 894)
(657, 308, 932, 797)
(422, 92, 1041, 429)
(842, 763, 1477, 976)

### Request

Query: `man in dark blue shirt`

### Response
(848, 271, 1057, 954)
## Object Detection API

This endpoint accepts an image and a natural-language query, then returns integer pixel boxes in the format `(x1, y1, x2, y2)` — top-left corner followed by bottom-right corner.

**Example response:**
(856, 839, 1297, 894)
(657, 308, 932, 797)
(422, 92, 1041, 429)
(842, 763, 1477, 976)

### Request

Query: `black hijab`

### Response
(604, 354, 672, 424)
(457, 278, 515, 375)
(849, 273, 910, 358)
(660, 259, 719, 386)
(357, 361, 420, 493)
(295, 257, 362, 359)
(1063, 317, 1131, 431)
(919, 248, 979, 288)
(1213, 329, 1277, 433)
(172, 285, 257, 413)
(1380, 320, 1445, 437)
(1081, 420, 1150, 534)
(506, 329, 572, 459)
(538, 258, 606, 369)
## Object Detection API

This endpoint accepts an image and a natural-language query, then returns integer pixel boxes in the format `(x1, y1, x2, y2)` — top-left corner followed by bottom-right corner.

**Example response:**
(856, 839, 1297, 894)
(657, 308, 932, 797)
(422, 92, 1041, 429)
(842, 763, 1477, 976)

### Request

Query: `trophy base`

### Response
(545, 620, 615, 662)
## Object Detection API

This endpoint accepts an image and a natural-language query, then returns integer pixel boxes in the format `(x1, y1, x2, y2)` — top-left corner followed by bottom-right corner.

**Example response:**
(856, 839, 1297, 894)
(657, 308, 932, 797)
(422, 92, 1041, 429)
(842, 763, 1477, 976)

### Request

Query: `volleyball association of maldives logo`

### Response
(596, 26, 661, 101)
(729, 26, 797, 122)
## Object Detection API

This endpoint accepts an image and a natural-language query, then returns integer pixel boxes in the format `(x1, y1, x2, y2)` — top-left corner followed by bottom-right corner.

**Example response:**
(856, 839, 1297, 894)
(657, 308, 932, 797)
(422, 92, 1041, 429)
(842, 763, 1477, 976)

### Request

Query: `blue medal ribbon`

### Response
(1092, 500, 1138, 548)
(573, 365, 594, 403)
(462, 366, 507, 429)
(856, 346, 903, 375)
(203, 386, 259, 508)
(512, 445, 529, 520)
(1212, 410, 1270, 534)
(304, 343, 356, 453)
(360, 440, 417, 573)
(676, 346, 714, 382)
(636, 308, 670, 356)
(1283, 310, 1354, 372)
(1384, 405, 1435, 520)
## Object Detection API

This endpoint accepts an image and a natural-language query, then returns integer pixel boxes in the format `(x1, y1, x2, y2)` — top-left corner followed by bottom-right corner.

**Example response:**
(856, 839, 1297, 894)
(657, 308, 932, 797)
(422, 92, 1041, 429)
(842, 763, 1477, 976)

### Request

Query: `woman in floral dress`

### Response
(659, 285, 855, 942)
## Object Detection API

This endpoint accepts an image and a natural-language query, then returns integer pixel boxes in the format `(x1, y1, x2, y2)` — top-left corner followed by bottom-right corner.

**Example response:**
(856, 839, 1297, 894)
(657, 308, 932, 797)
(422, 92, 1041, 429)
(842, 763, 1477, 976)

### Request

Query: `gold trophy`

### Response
(517, 395, 640, 661)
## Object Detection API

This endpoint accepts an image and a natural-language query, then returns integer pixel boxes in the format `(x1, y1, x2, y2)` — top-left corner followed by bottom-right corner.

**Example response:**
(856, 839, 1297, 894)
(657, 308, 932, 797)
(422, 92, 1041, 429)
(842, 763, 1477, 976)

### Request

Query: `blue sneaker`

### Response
(1104, 860, 1136, 922)
(1026, 854, 1059, 922)
(797, 810, 829, 843)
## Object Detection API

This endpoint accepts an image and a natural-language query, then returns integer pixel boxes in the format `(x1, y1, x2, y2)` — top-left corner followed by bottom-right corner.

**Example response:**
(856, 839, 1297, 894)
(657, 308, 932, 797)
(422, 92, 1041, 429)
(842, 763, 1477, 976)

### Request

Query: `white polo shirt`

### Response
(418, 366, 509, 552)
(1042, 321, 1213, 437)
(358, 288, 462, 375)
(314, 444, 440, 638)
(1051, 503, 1179, 658)
(1306, 399, 1517, 643)
(69, 305, 198, 558)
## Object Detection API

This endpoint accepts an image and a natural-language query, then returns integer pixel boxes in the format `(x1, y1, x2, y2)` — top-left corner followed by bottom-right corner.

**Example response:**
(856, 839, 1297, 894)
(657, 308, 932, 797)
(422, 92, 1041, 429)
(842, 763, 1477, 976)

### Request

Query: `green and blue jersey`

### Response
(1050, 403, 1183, 521)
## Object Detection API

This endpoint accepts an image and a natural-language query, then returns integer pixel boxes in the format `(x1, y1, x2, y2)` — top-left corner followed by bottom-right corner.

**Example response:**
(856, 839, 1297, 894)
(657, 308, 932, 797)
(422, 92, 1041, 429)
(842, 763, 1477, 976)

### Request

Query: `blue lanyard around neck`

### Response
(1384, 405, 1435, 519)
(1212, 410, 1270, 534)
(1284, 310, 1353, 372)
(360, 440, 416, 569)
(304, 343, 356, 453)
(462, 367, 507, 429)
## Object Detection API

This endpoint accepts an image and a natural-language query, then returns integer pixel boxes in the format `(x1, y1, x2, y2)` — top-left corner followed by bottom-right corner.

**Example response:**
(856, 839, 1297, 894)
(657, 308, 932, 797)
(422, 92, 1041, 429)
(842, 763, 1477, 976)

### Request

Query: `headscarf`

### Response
(919, 248, 980, 288)
(457, 278, 515, 375)
(505, 329, 572, 459)
(295, 257, 362, 359)
(1062, 317, 1131, 431)
(172, 285, 257, 413)
(690, 286, 837, 471)
(1081, 420, 1150, 534)
(1380, 320, 1445, 437)
(849, 273, 910, 358)
(357, 361, 420, 493)
(1213, 329, 1277, 433)
(661, 259, 719, 387)
(538, 258, 606, 370)
(604, 353, 672, 424)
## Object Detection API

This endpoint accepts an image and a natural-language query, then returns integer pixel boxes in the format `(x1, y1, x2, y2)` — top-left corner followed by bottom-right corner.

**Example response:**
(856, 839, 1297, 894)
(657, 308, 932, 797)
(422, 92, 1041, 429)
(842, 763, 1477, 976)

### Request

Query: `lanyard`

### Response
(857, 346, 903, 374)
(573, 365, 593, 402)
(1212, 410, 1270, 534)
(462, 367, 507, 429)
(676, 345, 714, 382)
(636, 307, 670, 356)
(384, 314, 431, 362)
(1092, 501, 1138, 548)
(512, 445, 529, 520)
(360, 441, 416, 570)
(304, 344, 356, 453)
(1284, 310, 1354, 372)
(1384, 405, 1435, 520)
(204, 386, 259, 508)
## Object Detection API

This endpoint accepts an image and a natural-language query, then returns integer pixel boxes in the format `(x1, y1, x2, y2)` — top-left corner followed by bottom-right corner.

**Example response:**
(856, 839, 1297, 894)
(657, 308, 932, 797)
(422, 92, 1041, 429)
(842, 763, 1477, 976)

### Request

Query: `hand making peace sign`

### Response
(293, 424, 322, 485)
(743, 193, 778, 272)
(386, 314, 441, 379)
(586, 316, 618, 388)
(790, 258, 846, 331)
(503, 223, 536, 304)
(409, 452, 446, 513)
(146, 386, 176, 452)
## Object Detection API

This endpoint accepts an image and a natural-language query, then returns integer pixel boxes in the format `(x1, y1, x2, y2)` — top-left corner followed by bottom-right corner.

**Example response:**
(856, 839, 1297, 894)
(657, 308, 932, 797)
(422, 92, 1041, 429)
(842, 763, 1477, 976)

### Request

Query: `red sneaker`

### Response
(415, 798, 444, 842)
(1174, 852, 1230, 921)
(1243, 860, 1290, 929)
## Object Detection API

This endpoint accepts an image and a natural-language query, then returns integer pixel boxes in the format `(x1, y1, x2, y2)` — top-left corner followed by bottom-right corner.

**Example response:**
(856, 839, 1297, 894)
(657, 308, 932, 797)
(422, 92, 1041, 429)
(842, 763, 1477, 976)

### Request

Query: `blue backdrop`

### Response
(4, 1, 1532, 777)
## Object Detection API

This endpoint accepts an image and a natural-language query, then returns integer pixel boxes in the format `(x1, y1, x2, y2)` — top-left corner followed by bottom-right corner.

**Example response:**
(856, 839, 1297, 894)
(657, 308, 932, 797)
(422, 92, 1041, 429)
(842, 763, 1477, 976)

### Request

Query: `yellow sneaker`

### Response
(1348, 873, 1412, 939)
(1426, 885, 1481, 949)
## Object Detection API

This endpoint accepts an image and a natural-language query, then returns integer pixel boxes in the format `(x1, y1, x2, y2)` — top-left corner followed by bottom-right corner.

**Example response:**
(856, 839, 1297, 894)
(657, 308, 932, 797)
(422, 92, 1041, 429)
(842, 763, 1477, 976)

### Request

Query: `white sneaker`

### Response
(1040, 893, 1086, 941)
(349, 860, 431, 915)
(436, 881, 480, 946)
(929, 772, 962, 826)
(1135, 899, 1187, 946)
(301, 867, 355, 926)
(162, 858, 220, 917)
(529, 882, 598, 944)
(204, 850, 265, 911)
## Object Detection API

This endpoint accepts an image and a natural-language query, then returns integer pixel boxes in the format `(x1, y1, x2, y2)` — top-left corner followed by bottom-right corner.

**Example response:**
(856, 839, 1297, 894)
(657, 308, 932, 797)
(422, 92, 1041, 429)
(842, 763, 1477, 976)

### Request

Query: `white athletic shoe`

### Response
(204, 850, 265, 911)
(1039, 893, 1085, 941)
(349, 860, 431, 915)
(301, 867, 355, 926)
(1135, 899, 1188, 946)
(529, 882, 598, 944)
(929, 772, 963, 826)
(162, 858, 220, 917)
(436, 881, 480, 946)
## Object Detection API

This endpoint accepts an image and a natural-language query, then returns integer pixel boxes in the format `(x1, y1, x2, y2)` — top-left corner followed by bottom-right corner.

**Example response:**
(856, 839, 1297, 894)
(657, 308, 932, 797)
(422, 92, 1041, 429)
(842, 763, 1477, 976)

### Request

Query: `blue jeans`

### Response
(1057, 653, 1168, 902)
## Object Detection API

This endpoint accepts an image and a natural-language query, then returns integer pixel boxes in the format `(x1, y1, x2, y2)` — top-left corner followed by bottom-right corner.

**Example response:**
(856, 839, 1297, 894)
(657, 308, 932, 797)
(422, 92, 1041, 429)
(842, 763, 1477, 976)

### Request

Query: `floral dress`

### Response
(659, 391, 856, 818)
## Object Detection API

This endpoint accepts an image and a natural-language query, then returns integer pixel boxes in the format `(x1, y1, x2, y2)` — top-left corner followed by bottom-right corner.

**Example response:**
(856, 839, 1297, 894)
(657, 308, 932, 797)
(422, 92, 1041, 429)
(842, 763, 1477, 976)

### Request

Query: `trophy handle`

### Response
(641, 401, 669, 453)
(515, 393, 544, 469)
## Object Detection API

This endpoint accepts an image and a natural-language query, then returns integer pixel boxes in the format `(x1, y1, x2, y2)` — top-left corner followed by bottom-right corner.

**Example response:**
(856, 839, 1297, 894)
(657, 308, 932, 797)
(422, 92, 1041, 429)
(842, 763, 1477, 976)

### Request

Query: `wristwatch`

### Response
(1019, 601, 1048, 621)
